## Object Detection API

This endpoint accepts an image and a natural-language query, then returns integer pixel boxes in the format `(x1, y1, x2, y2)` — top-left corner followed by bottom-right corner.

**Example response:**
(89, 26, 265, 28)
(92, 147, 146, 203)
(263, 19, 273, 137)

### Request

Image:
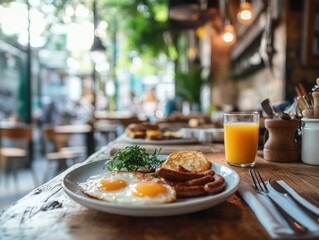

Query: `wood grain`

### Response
(1, 137, 318, 240)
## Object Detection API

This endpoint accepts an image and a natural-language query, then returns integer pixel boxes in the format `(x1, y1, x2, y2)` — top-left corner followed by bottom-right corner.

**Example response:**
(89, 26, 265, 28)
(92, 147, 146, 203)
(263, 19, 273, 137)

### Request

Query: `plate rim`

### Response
(62, 160, 240, 216)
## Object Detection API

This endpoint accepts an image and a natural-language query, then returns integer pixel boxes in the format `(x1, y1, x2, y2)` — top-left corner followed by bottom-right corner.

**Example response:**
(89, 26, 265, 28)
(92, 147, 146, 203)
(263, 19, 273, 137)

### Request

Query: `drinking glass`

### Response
(224, 112, 259, 167)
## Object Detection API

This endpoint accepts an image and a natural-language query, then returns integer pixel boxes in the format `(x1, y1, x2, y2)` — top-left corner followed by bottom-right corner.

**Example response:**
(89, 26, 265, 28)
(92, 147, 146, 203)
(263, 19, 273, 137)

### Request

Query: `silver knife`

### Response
(269, 179, 319, 223)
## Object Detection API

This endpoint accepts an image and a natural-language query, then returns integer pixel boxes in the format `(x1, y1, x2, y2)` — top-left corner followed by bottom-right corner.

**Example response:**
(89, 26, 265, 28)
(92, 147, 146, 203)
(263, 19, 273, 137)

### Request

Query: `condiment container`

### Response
(263, 119, 300, 162)
(301, 118, 319, 165)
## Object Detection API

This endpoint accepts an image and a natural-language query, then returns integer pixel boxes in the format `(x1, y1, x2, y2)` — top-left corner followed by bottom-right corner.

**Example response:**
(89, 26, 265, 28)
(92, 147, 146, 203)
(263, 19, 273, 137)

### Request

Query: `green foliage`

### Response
(125, 17, 167, 57)
(104, 145, 163, 172)
(175, 66, 214, 107)
(100, 0, 169, 58)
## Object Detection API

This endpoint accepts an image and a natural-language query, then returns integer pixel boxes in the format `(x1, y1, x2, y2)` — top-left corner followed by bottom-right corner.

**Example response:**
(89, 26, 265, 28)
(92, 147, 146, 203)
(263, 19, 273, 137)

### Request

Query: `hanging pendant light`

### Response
(237, 0, 254, 24)
(220, 14, 236, 45)
(222, 22, 236, 43)
(219, 0, 236, 45)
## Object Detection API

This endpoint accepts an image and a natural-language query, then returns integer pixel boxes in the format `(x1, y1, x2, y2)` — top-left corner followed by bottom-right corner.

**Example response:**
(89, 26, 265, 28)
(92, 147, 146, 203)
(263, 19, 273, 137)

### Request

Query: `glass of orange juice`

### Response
(224, 112, 259, 167)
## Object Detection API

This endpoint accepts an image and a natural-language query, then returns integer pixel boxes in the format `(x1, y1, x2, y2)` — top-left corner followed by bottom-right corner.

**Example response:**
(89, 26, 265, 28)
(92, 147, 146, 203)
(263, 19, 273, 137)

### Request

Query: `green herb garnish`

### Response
(104, 145, 163, 172)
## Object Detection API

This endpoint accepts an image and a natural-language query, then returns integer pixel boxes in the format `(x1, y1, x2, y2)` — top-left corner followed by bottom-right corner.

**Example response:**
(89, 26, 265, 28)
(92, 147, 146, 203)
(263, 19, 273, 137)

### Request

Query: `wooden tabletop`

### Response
(94, 111, 146, 126)
(54, 124, 92, 134)
(53, 124, 95, 157)
(1, 137, 319, 240)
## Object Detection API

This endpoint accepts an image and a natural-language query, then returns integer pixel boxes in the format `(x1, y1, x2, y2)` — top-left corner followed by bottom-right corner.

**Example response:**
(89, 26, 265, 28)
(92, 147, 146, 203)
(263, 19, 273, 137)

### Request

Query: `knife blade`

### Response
(269, 179, 319, 223)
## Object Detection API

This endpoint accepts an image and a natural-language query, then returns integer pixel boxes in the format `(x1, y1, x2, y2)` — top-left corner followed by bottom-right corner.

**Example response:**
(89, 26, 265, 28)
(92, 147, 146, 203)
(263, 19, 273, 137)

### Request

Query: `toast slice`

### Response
(161, 150, 211, 172)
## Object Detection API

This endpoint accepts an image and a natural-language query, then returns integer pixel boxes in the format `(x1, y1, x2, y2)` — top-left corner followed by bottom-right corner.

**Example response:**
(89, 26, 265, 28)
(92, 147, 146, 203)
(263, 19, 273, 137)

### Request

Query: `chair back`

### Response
(42, 126, 70, 152)
(0, 125, 32, 149)
(1, 126, 32, 140)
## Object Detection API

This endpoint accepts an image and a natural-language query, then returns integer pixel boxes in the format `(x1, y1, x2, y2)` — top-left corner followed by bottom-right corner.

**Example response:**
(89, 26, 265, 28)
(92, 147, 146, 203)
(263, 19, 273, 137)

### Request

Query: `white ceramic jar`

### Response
(301, 118, 319, 165)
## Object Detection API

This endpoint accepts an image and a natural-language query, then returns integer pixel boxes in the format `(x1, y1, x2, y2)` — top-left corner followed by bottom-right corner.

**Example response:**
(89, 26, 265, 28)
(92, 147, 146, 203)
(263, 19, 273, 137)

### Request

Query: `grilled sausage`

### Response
(204, 174, 226, 194)
(174, 185, 208, 197)
(163, 175, 215, 186)
(170, 174, 226, 197)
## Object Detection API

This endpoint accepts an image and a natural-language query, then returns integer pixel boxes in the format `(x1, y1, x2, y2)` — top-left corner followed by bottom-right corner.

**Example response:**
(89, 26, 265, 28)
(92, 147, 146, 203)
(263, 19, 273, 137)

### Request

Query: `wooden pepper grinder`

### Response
(263, 119, 300, 162)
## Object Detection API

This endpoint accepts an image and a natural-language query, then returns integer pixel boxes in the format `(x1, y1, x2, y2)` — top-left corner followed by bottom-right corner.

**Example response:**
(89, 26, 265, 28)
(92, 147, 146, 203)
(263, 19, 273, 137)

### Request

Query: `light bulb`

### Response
(221, 24, 236, 44)
(237, 2, 253, 24)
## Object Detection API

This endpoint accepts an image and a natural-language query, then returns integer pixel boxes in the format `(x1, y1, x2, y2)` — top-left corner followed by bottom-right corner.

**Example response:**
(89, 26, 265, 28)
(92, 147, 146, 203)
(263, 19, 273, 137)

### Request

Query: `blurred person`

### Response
(74, 97, 93, 123)
(44, 102, 59, 124)
(96, 90, 109, 111)
(164, 96, 180, 116)
(144, 87, 157, 102)
(128, 90, 143, 114)
(59, 99, 76, 124)
(142, 87, 158, 122)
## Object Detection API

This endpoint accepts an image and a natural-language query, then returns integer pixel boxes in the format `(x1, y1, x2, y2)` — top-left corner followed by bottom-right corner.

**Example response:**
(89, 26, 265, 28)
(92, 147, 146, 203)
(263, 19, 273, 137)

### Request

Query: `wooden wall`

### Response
(285, 0, 319, 100)
(208, 0, 319, 111)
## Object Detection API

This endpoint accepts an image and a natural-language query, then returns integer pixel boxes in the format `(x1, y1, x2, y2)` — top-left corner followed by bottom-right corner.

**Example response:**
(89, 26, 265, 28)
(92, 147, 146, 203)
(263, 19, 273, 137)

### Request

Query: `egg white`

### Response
(78, 171, 176, 205)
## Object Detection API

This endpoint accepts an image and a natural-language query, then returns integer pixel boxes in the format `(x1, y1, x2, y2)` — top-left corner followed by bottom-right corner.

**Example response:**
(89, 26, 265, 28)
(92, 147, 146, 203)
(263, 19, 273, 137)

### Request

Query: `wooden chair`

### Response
(42, 126, 81, 181)
(0, 125, 37, 187)
(52, 124, 89, 159)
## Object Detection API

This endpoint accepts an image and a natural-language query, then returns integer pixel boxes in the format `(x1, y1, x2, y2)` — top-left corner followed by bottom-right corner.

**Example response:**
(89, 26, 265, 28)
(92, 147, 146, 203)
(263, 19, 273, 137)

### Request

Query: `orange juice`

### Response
(224, 122, 259, 166)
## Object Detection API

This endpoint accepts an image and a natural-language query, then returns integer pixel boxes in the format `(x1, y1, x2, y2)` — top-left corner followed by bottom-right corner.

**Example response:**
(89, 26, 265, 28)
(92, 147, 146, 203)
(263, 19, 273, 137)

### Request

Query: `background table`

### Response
(54, 124, 94, 158)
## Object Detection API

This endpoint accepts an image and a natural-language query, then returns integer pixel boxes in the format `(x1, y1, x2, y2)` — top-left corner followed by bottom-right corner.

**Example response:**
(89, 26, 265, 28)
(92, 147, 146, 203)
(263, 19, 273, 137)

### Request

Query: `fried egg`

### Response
(78, 171, 176, 205)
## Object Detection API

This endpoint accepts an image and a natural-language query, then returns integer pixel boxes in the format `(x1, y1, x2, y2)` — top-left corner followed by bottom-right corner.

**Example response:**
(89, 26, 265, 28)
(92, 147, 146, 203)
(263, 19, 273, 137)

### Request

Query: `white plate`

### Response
(62, 160, 240, 217)
(123, 135, 198, 145)
(181, 128, 224, 143)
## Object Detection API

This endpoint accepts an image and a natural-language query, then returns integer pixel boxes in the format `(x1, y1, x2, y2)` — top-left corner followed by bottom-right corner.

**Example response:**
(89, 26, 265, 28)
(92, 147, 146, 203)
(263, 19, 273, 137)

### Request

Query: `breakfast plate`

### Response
(62, 160, 240, 217)
(123, 135, 198, 145)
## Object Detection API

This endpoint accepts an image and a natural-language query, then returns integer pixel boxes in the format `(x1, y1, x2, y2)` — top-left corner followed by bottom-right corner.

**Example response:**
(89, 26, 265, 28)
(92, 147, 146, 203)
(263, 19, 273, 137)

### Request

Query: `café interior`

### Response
(0, 0, 319, 239)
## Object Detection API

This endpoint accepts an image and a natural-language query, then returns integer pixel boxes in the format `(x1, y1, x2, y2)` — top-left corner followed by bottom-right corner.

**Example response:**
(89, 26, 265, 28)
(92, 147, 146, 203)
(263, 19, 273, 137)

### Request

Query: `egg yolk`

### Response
(98, 178, 127, 191)
(131, 182, 167, 197)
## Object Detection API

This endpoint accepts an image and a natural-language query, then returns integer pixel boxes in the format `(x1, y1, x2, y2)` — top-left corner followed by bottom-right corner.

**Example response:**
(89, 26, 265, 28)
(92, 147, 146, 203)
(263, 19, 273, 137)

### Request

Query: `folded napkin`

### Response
(238, 180, 319, 239)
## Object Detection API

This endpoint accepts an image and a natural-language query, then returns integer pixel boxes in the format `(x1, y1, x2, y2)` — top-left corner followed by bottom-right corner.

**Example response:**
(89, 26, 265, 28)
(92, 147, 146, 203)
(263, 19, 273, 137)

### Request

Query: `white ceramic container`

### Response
(301, 118, 319, 165)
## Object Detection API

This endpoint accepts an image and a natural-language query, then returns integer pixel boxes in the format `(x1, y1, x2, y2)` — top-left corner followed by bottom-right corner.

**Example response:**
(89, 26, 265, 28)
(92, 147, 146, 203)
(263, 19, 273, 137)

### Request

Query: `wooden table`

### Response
(1, 136, 318, 240)
(54, 124, 94, 158)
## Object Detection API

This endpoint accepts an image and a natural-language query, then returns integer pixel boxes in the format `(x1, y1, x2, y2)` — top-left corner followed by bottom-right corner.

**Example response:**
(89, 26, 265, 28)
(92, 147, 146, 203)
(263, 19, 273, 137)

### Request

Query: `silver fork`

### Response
(249, 169, 308, 233)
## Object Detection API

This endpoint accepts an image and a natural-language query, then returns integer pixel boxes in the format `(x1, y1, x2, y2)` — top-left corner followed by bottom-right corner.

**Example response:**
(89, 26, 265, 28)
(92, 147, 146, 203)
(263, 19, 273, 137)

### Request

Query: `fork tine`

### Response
(255, 169, 268, 193)
(249, 169, 259, 191)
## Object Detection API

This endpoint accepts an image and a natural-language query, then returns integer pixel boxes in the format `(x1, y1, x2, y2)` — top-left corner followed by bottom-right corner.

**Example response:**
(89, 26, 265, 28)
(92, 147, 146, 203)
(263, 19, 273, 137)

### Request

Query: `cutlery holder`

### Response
(263, 119, 300, 162)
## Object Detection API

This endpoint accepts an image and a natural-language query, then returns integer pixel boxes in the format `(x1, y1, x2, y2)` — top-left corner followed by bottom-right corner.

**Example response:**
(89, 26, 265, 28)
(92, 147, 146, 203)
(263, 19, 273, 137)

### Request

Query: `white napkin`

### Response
(238, 180, 319, 239)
